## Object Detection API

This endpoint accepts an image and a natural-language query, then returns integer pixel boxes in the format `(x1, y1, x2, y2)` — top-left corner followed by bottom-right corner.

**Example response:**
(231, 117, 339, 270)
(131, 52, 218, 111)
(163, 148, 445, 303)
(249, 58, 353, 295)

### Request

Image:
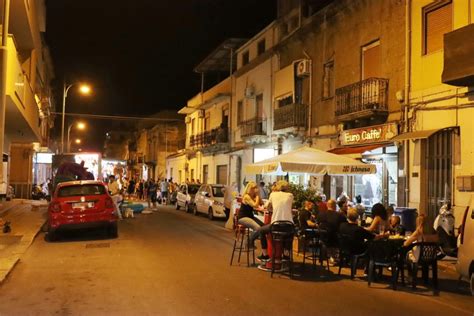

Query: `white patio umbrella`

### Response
(245, 146, 376, 175)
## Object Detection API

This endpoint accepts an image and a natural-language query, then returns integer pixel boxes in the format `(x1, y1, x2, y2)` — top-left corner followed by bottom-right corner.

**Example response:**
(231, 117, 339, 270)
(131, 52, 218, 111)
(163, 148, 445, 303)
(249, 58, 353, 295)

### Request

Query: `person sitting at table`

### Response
(404, 214, 426, 263)
(339, 208, 376, 254)
(337, 199, 348, 216)
(388, 215, 406, 236)
(299, 200, 317, 231)
(237, 181, 264, 240)
(252, 180, 294, 262)
(317, 199, 347, 246)
(365, 203, 389, 234)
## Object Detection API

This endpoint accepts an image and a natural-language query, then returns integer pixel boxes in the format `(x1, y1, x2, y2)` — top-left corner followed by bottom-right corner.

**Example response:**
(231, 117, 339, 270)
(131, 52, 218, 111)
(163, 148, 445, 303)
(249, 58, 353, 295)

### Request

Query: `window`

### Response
(257, 39, 266, 56)
(204, 114, 210, 131)
(58, 184, 106, 197)
(322, 61, 334, 99)
(242, 51, 250, 66)
(237, 100, 244, 124)
(191, 118, 196, 135)
(190, 169, 195, 181)
(423, 1, 452, 55)
(362, 41, 381, 79)
(216, 165, 228, 185)
(256, 94, 263, 118)
(203, 165, 209, 184)
(278, 95, 293, 108)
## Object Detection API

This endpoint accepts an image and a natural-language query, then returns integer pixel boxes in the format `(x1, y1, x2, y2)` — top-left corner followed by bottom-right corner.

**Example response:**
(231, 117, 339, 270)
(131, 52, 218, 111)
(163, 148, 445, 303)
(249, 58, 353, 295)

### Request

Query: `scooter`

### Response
(433, 201, 458, 258)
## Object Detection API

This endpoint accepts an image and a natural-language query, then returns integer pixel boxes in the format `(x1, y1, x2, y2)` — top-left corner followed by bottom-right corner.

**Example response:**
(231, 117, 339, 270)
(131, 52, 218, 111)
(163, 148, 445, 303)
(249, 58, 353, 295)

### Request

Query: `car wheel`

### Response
(470, 273, 474, 296)
(175, 201, 180, 210)
(46, 228, 58, 242)
(108, 223, 118, 238)
(208, 207, 214, 220)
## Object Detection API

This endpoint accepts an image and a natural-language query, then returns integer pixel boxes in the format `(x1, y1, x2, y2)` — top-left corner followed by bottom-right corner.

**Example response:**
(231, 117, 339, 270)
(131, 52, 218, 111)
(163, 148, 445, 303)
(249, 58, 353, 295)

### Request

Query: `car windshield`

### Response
(212, 186, 224, 197)
(58, 184, 107, 197)
(187, 185, 200, 194)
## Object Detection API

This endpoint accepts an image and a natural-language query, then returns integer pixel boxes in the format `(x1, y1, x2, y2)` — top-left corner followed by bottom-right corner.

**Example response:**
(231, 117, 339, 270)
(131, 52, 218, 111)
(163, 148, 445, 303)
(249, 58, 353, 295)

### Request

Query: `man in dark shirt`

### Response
(339, 208, 375, 254)
(317, 199, 346, 246)
(298, 200, 317, 231)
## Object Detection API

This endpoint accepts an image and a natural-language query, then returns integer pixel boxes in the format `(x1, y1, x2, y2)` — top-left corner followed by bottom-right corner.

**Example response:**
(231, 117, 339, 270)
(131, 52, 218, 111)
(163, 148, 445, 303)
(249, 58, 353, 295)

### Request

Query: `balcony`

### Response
(189, 128, 229, 153)
(240, 118, 268, 144)
(442, 23, 474, 86)
(273, 103, 308, 132)
(335, 78, 389, 123)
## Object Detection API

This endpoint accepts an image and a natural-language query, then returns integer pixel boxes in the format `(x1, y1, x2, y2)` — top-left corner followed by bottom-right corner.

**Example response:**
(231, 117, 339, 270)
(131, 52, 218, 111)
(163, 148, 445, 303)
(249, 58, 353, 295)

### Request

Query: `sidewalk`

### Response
(0, 199, 48, 285)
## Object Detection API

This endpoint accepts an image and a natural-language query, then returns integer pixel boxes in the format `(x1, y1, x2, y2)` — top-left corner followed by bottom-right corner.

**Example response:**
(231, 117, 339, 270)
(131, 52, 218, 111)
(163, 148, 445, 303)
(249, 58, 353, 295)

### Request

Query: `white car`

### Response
(194, 184, 226, 220)
(457, 194, 474, 295)
(175, 183, 200, 213)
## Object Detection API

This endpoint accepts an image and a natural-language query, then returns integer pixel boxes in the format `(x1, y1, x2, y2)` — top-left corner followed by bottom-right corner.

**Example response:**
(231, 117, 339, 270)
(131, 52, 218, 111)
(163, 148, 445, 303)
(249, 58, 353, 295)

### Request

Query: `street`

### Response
(0, 206, 472, 316)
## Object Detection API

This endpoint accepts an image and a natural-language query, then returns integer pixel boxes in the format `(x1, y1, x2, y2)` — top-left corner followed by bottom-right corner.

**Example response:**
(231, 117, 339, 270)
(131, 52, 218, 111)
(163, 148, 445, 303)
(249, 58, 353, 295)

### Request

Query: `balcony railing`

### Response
(189, 128, 229, 148)
(273, 103, 308, 131)
(335, 77, 389, 120)
(240, 118, 266, 138)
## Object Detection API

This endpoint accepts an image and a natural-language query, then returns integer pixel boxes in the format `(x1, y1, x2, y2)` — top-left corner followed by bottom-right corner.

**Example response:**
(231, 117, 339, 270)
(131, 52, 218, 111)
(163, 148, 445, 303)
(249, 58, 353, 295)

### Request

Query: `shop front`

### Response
(329, 122, 399, 207)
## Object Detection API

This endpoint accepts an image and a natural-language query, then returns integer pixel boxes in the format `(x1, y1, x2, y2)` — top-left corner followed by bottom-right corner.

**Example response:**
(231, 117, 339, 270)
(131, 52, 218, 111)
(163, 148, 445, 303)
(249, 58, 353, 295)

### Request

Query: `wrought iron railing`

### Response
(273, 103, 308, 131)
(240, 118, 266, 138)
(335, 77, 389, 117)
(189, 128, 229, 148)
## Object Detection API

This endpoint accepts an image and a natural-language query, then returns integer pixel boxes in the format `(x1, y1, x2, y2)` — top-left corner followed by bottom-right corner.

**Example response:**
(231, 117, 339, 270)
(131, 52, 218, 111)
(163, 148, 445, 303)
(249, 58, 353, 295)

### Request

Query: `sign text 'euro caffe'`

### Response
(340, 123, 398, 146)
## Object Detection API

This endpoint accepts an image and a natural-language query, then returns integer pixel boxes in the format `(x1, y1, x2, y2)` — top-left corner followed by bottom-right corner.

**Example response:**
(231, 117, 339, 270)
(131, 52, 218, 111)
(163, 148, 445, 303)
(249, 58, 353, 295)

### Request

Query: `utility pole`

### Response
(0, 0, 11, 193)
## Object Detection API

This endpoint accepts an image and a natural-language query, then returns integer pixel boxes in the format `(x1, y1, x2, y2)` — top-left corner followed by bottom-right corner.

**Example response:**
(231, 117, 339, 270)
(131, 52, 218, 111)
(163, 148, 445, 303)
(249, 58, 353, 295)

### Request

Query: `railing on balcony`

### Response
(240, 118, 266, 138)
(335, 77, 389, 119)
(273, 103, 308, 131)
(189, 128, 229, 148)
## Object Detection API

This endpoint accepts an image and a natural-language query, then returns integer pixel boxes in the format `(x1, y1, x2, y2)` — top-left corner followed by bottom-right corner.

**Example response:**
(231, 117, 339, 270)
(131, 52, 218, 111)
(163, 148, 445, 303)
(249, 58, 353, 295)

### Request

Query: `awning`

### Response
(328, 144, 386, 155)
(390, 129, 443, 142)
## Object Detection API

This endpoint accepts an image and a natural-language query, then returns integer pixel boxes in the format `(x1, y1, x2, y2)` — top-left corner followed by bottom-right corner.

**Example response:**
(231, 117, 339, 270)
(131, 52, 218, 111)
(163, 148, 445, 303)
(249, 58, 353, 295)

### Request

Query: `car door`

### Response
(195, 185, 205, 213)
(177, 185, 186, 206)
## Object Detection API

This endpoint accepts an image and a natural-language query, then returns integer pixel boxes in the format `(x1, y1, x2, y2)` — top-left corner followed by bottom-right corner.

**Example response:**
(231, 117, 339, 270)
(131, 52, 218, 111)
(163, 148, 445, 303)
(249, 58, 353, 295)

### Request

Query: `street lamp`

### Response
(61, 82, 91, 153)
(66, 121, 86, 153)
(75, 138, 81, 144)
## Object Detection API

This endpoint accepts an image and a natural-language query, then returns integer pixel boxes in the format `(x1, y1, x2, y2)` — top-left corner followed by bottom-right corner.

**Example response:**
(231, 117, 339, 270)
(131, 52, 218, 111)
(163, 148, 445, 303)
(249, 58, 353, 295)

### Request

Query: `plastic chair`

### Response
(408, 242, 440, 293)
(338, 234, 368, 279)
(301, 228, 330, 272)
(367, 238, 403, 290)
(270, 221, 296, 278)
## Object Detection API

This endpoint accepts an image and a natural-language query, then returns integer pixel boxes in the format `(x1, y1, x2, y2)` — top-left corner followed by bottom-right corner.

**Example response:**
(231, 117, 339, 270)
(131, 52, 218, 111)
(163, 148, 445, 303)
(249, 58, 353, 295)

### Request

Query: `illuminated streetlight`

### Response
(75, 138, 81, 144)
(67, 121, 87, 152)
(61, 82, 92, 153)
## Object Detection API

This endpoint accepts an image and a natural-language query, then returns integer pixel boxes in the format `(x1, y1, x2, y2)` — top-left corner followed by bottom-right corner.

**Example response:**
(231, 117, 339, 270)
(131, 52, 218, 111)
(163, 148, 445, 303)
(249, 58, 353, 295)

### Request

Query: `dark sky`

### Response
(45, 0, 276, 116)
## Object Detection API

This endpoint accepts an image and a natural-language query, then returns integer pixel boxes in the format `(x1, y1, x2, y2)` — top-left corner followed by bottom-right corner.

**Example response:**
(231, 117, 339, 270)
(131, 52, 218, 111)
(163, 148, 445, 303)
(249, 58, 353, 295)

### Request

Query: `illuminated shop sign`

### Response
(340, 123, 398, 146)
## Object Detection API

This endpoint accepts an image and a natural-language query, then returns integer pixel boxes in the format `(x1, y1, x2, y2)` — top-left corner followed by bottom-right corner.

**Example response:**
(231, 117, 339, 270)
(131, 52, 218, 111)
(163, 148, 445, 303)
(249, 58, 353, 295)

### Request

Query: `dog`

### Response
(123, 208, 135, 219)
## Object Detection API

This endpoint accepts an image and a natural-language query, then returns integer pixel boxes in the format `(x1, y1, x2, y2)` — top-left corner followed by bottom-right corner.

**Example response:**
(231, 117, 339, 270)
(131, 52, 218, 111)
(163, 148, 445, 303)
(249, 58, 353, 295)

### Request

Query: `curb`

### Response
(0, 258, 20, 285)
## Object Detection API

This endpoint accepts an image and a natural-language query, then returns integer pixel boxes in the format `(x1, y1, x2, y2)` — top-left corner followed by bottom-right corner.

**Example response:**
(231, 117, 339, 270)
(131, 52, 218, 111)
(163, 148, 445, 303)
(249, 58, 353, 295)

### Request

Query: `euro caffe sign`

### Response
(340, 123, 398, 146)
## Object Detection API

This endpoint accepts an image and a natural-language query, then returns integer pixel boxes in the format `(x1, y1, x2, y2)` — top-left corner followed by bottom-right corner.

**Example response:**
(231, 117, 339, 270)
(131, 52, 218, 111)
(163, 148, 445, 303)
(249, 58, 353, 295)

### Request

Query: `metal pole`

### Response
(0, 0, 11, 191)
(61, 81, 67, 154)
(66, 123, 73, 153)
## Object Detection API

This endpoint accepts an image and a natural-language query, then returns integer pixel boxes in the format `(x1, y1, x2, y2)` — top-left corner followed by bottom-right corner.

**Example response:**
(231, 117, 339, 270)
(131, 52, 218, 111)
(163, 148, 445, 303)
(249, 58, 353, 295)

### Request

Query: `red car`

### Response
(47, 180, 118, 241)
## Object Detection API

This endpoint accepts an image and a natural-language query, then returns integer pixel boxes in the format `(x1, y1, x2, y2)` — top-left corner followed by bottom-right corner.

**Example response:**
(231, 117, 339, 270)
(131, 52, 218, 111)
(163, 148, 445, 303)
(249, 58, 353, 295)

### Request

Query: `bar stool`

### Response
(270, 221, 296, 278)
(230, 224, 255, 267)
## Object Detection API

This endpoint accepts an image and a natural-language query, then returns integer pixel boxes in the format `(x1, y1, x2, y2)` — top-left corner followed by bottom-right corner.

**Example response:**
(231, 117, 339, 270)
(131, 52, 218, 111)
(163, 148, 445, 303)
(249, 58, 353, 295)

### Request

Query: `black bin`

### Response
(394, 207, 418, 232)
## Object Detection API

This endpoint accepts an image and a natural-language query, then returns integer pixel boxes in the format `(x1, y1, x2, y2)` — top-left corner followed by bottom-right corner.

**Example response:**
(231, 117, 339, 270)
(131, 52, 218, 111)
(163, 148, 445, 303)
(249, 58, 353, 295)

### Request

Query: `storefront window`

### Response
(354, 159, 383, 207)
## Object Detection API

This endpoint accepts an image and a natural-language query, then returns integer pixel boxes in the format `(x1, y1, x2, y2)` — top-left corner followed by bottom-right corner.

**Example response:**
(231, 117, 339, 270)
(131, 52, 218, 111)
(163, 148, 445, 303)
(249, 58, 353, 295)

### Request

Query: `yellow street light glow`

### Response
(75, 139, 81, 144)
(77, 122, 86, 130)
(79, 84, 91, 95)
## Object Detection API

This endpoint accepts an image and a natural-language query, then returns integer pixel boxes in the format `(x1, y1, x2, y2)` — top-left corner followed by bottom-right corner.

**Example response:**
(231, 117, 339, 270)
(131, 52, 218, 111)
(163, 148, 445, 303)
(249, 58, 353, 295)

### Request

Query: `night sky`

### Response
(45, 0, 276, 151)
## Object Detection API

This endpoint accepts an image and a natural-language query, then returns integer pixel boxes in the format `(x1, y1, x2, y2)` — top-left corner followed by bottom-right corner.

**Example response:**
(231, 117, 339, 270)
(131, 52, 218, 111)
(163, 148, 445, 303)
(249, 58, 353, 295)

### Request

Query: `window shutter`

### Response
(363, 44, 381, 79)
(425, 3, 452, 54)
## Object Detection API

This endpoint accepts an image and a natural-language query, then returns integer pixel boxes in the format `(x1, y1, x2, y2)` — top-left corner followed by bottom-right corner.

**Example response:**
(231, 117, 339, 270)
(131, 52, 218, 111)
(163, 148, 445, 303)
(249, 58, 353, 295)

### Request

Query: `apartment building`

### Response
(1, 0, 55, 198)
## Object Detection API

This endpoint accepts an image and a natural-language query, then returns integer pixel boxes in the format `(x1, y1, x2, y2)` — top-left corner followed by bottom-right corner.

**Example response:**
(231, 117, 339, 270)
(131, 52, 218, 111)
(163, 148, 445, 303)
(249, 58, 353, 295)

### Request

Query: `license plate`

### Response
(72, 202, 94, 209)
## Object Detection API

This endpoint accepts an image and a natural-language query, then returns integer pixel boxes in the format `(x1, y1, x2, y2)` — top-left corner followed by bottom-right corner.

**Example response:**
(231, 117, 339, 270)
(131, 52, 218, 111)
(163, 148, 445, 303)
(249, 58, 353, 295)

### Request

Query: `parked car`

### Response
(194, 184, 226, 220)
(457, 194, 474, 295)
(47, 180, 118, 241)
(175, 183, 200, 213)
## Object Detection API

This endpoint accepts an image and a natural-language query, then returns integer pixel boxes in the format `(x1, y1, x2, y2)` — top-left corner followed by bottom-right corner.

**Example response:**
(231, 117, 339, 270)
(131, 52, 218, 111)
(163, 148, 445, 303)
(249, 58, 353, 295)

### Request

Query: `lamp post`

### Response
(66, 121, 86, 153)
(61, 82, 91, 153)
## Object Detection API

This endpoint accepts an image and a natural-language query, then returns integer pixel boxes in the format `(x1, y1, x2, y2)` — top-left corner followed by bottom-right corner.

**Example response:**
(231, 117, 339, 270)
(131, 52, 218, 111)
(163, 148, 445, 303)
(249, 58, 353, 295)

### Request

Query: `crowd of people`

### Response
(236, 180, 425, 266)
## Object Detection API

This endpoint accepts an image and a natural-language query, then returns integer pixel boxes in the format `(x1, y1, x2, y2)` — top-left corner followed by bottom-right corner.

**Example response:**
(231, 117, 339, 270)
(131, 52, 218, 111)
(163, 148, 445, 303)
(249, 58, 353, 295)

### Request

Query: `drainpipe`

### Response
(0, 0, 10, 190)
(404, 0, 412, 207)
(303, 50, 312, 141)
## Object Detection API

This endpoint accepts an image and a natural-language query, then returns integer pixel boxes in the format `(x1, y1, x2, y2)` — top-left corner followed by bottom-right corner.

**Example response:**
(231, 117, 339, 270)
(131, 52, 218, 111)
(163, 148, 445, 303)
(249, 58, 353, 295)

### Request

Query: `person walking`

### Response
(147, 179, 158, 210)
(160, 178, 169, 205)
(108, 175, 123, 220)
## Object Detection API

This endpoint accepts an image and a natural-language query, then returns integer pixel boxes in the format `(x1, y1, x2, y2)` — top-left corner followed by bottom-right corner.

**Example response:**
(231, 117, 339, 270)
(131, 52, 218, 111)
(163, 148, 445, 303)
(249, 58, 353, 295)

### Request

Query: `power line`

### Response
(51, 112, 183, 122)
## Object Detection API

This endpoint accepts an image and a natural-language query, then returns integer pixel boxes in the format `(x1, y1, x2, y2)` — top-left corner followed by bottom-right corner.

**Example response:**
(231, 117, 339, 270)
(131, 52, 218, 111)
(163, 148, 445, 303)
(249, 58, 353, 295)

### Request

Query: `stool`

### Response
(230, 224, 255, 267)
(270, 221, 295, 278)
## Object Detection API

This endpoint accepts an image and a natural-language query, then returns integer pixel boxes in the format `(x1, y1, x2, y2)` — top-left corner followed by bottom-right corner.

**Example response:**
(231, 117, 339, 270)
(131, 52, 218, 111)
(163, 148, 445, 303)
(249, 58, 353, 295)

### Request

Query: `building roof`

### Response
(193, 38, 247, 73)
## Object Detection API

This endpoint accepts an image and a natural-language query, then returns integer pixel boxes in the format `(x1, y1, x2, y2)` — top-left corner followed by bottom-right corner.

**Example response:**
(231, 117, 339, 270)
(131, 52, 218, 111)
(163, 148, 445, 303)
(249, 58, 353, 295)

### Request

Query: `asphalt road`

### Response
(0, 205, 472, 316)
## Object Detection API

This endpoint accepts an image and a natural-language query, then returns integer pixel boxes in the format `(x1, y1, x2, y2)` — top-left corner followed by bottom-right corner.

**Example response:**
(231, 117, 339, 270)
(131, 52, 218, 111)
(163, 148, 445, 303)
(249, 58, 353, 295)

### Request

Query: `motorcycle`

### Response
(433, 201, 458, 258)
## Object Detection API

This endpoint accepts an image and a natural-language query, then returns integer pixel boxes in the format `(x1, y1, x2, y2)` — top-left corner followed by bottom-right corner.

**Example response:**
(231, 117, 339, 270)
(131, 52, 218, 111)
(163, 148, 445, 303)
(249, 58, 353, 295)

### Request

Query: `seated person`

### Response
(404, 215, 426, 263)
(366, 203, 389, 234)
(338, 208, 376, 254)
(388, 215, 406, 236)
(298, 200, 317, 232)
(317, 199, 347, 246)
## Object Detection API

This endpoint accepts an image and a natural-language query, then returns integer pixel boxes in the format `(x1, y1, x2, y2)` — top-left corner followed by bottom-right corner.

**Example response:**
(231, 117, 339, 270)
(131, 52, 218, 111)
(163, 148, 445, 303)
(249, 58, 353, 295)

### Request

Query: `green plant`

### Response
(288, 183, 321, 210)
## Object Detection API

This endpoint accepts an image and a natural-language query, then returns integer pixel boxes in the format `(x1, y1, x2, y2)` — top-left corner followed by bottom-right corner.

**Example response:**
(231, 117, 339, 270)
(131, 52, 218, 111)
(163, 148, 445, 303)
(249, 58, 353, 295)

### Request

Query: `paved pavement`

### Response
(0, 204, 472, 316)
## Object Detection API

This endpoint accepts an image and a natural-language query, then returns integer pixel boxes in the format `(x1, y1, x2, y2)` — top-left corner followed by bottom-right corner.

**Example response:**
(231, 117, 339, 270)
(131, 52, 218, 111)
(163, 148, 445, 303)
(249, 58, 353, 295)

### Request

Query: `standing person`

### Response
(252, 180, 294, 261)
(258, 181, 269, 200)
(143, 180, 149, 201)
(147, 179, 158, 209)
(160, 178, 169, 205)
(128, 177, 136, 197)
(108, 175, 123, 220)
(224, 182, 237, 219)
(354, 195, 366, 220)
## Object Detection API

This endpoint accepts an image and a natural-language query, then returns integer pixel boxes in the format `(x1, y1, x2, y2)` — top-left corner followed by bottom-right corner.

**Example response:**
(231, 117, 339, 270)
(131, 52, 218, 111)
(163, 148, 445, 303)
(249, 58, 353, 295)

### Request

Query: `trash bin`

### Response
(394, 207, 418, 232)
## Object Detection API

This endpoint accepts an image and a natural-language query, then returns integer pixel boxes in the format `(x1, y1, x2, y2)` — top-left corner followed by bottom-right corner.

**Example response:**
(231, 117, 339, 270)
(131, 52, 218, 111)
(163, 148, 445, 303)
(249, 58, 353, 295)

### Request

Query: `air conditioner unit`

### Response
(296, 59, 311, 77)
(197, 109, 205, 118)
(245, 86, 255, 98)
(185, 116, 191, 124)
